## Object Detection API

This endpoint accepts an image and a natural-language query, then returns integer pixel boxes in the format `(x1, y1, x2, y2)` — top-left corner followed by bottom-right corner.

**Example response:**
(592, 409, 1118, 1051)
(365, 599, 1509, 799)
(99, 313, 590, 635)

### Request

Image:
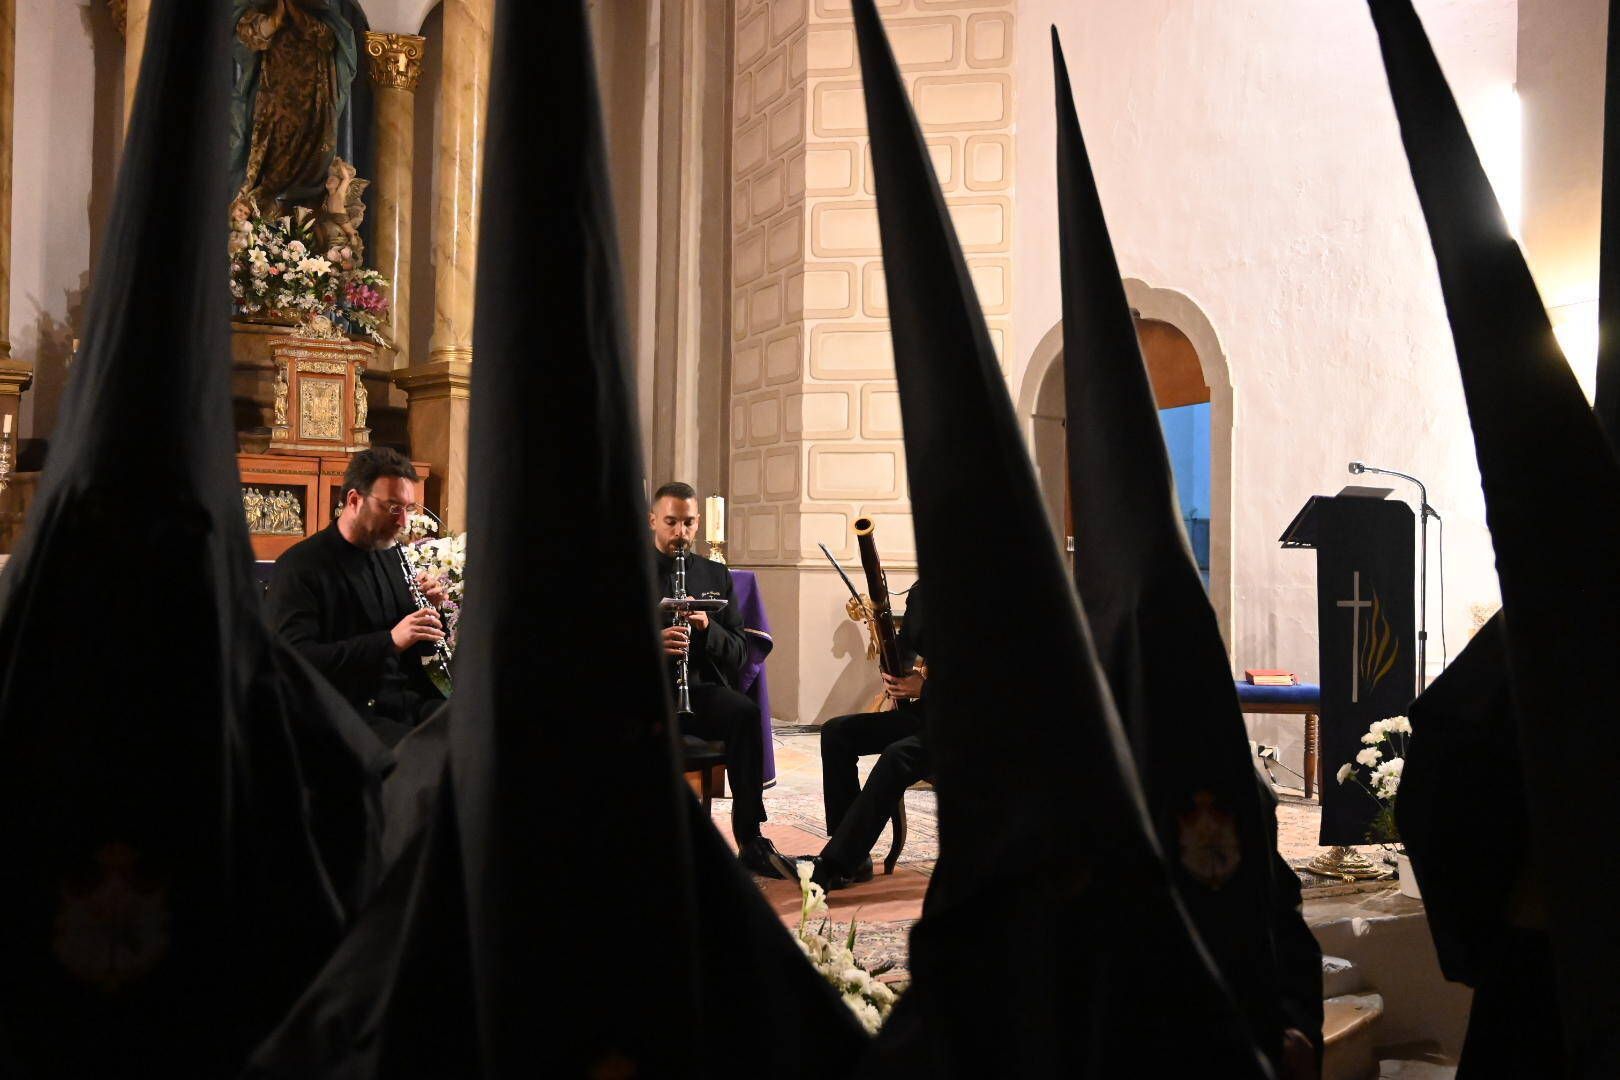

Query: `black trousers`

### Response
(682, 683, 767, 845)
(818, 706, 930, 872)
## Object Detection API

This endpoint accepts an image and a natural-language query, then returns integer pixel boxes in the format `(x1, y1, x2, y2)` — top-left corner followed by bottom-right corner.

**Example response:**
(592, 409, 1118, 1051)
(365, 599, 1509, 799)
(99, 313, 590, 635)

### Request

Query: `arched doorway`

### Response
(1020, 281, 1234, 640)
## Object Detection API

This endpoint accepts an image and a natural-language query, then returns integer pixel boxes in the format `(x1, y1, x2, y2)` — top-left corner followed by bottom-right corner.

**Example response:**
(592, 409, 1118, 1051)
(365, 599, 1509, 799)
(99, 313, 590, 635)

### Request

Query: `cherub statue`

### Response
(314, 156, 368, 267)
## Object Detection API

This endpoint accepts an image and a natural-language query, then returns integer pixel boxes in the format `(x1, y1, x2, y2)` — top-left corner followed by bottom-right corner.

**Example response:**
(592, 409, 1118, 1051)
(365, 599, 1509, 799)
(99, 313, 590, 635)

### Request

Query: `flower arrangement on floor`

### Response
(795, 863, 897, 1034)
(401, 512, 467, 659)
(1335, 714, 1411, 854)
(229, 207, 390, 345)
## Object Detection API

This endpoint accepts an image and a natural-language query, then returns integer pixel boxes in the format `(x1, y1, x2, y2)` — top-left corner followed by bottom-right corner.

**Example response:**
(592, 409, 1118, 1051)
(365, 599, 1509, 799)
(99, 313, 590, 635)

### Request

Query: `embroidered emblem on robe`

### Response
(1177, 791, 1241, 889)
(52, 843, 170, 991)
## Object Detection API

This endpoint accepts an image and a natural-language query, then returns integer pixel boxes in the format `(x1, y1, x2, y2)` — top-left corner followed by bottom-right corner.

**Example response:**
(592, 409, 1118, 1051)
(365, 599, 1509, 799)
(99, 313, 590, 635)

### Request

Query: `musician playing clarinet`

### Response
(650, 482, 795, 880)
(266, 448, 450, 747)
(812, 579, 930, 891)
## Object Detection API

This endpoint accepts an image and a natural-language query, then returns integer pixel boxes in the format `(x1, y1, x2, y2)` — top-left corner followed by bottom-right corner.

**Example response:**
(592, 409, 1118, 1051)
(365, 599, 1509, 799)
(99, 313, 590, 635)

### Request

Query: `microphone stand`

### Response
(1349, 462, 1438, 693)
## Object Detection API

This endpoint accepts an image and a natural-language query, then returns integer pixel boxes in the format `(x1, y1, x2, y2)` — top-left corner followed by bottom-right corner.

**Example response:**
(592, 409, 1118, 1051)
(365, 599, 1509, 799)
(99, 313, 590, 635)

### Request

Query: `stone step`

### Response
(1323, 991, 1385, 1080)
(1376, 1041, 1457, 1078)
(1323, 953, 1369, 997)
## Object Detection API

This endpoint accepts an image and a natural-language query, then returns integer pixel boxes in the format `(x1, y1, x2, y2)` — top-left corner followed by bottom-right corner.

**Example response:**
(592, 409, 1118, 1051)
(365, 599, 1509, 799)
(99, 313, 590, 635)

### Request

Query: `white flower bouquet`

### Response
(229, 209, 391, 345)
(794, 863, 898, 1034)
(1335, 714, 1411, 851)
(401, 518, 467, 658)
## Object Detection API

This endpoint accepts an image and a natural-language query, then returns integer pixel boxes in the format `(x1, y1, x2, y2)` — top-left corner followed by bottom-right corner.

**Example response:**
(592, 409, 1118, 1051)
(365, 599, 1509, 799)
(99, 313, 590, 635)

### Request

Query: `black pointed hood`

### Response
(248, 1, 864, 1073)
(0, 0, 388, 1072)
(850, 2, 1268, 1072)
(451, 0, 698, 1069)
(1370, 0, 1620, 1067)
(1599, 0, 1620, 438)
(1052, 28, 1314, 1058)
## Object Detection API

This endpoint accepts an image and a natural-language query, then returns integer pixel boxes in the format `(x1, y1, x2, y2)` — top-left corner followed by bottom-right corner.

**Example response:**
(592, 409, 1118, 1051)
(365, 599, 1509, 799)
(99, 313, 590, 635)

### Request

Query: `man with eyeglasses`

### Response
(267, 448, 450, 746)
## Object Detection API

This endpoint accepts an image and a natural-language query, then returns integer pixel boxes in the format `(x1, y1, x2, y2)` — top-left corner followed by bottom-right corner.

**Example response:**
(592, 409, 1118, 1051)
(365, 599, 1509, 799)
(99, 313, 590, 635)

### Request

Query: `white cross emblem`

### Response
(1336, 570, 1372, 703)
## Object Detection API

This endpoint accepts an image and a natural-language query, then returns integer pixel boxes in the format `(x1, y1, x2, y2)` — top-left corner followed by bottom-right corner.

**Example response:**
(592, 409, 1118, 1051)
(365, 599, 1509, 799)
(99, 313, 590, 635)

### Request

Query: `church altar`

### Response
(266, 333, 373, 454)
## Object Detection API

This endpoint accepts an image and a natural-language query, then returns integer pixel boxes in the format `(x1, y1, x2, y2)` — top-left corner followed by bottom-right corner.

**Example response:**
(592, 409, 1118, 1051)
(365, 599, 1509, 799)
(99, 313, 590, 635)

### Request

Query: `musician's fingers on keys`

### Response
(390, 608, 444, 652)
(415, 572, 448, 606)
(661, 625, 691, 657)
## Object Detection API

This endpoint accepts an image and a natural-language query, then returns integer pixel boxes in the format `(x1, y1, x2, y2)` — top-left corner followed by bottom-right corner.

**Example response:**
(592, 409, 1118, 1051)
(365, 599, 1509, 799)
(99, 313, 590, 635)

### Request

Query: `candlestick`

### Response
(705, 495, 727, 564)
(704, 495, 725, 542)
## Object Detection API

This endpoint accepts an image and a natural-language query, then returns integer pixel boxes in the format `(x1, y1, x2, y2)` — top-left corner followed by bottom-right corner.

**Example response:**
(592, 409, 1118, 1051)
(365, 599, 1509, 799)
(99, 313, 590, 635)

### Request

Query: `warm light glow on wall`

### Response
(1474, 85, 1523, 238)
(1551, 298, 1599, 403)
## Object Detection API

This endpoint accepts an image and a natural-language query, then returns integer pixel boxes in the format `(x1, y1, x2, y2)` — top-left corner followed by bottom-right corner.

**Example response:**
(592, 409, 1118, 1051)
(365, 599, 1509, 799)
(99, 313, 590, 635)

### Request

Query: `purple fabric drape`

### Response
(728, 569, 776, 784)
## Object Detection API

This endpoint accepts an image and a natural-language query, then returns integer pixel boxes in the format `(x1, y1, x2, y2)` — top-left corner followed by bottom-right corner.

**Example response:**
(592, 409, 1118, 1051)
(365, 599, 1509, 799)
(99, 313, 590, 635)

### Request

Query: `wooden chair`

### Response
(883, 777, 933, 875)
(681, 735, 727, 816)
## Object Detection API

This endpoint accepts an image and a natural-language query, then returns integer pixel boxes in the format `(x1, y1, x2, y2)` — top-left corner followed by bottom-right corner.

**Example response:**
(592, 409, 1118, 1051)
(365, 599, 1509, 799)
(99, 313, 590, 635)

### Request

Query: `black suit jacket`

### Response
(266, 524, 446, 742)
(655, 550, 748, 690)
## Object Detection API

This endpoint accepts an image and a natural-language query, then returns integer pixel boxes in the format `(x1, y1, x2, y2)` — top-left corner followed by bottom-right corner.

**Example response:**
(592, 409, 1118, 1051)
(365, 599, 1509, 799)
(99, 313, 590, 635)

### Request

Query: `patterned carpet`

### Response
(710, 733, 1394, 980)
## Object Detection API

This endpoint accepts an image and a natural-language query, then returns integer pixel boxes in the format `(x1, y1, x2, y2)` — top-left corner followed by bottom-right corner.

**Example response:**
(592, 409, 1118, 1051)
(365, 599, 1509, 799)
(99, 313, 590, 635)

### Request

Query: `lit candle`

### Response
(2, 413, 10, 436)
(705, 495, 725, 543)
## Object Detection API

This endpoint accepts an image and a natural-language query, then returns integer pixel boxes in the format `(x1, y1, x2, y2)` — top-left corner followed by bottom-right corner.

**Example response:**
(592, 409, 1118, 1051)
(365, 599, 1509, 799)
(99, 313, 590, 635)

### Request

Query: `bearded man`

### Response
(266, 448, 448, 746)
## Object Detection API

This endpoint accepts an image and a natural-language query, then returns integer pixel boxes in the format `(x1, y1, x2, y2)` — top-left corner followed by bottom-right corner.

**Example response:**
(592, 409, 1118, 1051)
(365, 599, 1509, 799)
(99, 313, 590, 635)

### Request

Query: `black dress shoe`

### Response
(738, 836, 797, 880)
(810, 855, 874, 891)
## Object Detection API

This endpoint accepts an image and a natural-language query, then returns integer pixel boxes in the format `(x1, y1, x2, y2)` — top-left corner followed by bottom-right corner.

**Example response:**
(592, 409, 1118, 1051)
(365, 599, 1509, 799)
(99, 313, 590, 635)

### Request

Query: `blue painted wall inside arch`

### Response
(1158, 401, 1211, 587)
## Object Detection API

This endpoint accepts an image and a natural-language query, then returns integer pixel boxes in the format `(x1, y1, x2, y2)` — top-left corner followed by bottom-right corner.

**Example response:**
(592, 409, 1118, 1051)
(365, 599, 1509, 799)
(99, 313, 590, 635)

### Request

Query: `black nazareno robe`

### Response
(0, 1, 388, 1073)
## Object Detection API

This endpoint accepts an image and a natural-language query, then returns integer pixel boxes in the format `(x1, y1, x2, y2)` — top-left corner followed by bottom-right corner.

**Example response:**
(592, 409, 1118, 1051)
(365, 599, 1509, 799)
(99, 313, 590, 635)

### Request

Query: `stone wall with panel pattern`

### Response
(730, 0, 1015, 722)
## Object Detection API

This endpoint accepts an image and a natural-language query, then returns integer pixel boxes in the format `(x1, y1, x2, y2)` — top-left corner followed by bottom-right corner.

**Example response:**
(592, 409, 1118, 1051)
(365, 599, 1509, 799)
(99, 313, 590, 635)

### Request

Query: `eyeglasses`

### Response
(363, 493, 422, 518)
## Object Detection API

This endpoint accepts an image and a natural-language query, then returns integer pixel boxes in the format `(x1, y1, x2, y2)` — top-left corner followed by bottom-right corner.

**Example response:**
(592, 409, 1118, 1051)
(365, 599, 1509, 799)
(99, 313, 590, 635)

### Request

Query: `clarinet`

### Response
(396, 543, 454, 694)
(672, 541, 694, 717)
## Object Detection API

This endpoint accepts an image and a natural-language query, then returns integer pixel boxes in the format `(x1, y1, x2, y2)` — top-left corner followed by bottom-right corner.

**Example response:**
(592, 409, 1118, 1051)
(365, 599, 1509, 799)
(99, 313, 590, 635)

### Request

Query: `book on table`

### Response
(1245, 669, 1297, 686)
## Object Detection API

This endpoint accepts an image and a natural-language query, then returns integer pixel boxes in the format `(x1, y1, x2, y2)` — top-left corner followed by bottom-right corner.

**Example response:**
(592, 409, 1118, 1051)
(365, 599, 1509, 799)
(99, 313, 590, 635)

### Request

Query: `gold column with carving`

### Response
(363, 31, 424, 373)
(0, 0, 30, 437)
(394, 0, 491, 531)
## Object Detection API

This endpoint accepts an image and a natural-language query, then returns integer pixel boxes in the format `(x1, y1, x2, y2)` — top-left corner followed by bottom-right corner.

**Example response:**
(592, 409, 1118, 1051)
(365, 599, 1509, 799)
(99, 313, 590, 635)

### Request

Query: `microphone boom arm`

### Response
(1349, 460, 1436, 692)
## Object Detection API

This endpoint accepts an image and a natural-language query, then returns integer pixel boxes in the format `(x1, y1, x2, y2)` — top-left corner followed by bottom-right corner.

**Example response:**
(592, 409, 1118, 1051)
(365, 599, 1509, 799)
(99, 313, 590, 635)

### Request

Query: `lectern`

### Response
(1282, 490, 1416, 845)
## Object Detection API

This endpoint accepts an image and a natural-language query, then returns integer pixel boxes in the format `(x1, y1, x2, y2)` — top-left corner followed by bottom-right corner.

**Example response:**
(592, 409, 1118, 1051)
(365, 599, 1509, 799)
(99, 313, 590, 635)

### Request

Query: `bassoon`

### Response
(853, 517, 904, 679)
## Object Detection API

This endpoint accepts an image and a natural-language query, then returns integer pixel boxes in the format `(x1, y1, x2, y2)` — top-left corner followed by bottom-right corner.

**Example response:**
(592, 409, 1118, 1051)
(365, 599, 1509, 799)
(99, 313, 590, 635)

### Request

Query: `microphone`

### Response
(1346, 460, 1439, 691)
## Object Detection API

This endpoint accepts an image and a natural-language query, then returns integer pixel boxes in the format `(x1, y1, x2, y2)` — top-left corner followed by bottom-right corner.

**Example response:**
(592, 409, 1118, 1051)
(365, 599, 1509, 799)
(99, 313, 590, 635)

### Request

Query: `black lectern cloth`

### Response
(1052, 30, 1318, 1063)
(249, 1, 863, 1074)
(1371, 0, 1620, 1070)
(0, 1, 389, 1073)
(1311, 496, 1415, 844)
(850, 3, 1269, 1075)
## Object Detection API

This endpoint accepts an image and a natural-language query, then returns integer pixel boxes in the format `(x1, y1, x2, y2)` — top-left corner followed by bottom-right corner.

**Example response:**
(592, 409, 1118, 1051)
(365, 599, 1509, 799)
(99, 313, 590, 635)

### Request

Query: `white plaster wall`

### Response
(1012, 0, 1517, 739)
(10, 1, 97, 441)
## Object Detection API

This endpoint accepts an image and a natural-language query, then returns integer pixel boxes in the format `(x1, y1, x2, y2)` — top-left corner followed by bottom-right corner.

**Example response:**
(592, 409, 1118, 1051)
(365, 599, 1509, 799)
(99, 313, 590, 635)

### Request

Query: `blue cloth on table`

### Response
(1233, 681, 1321, 707)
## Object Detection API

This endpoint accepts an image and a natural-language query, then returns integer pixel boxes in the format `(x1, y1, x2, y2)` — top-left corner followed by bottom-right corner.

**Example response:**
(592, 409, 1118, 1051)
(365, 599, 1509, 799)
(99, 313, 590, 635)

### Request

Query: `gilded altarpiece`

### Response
(269, 335, 374, 453)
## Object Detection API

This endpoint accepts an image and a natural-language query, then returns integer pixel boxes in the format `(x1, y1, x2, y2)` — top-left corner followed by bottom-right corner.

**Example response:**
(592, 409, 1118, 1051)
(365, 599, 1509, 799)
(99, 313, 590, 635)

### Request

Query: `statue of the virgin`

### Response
(229, 1, 358, 219)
